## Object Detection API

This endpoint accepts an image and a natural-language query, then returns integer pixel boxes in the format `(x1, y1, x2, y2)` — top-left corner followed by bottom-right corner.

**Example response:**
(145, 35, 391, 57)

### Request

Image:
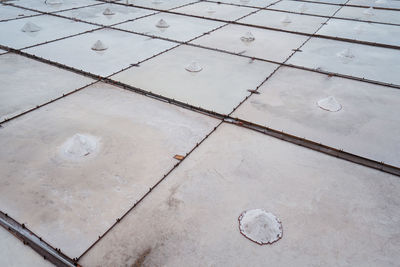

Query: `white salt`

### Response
(156, 19, 170, 28)
(317, 96, 342, 112)
(60, 134, 99, 160)
(103, 8, 115, 16)
(185, 61, 203, 72)
(239, 209, 283, 245)
(240, 31, 255, 42)
(280, 15, 292, 24)
(91, 40, 108, 51)
(21, 22, 41, 33)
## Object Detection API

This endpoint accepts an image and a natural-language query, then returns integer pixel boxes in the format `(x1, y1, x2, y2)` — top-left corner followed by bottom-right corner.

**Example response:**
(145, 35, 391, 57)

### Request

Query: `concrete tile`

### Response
(10, 0, 99, 13)
(334, 6, 400, 25)
(0, 227, 54, 267)
(0, 14, 98, 49)
(125, 0, 198, 10)
(192, 24, 307, 62)
(239, 9, 327, 34)
(0, 82, 219, 258)
(269, 0, 341, 16)
(111, 45, 278, 114)
(287, 37, 400, 85)
(0, 4, 39, 21)
(232, 67, 400, 167)
(173, 1, 257, 21)
(57, 3, 155, 26)
(79, 123, 400, 267)
(0, 53, 94, 122)
(24, 28, 177, 77)
(115, 12, 224, 42)
(318, 19, 400, 46)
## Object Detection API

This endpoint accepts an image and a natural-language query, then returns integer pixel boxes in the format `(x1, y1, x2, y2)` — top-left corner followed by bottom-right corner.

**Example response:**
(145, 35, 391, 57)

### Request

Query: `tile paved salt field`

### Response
(0, 14, 98, 49)
(56, 3, 155, 26)
(0, 0, 400, 266)
(0, 4, 39, 21)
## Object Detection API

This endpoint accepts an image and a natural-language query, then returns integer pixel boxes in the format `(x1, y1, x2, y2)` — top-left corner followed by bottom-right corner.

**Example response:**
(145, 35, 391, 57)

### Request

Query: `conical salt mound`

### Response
(103, 8, 115, 15)
(185, 61, 203, 72)
(280, 15, 292, 24)
(337, 48, 354, 59)
(21, 22, 41, 32)
(240, 31, 255, 42)
(299, 3, 307, 12)
(156, 19, 169, 28)
(91, 40, 108, 51)
(317, 96, 342, 112)
(207, 7, 216, 14)
(363, 7, 374, 15)
(45, 0, 63, 5)
(354, 24, 364, 34)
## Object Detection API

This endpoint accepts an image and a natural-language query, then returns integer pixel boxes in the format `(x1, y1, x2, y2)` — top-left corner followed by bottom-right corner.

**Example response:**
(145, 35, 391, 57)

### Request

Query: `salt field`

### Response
(0, 0, 399, 266)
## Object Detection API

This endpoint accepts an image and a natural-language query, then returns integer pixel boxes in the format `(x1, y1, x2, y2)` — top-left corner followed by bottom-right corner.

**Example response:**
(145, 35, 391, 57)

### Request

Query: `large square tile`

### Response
(0, 82, 219, 258)
(79, 123, 400, 267)
(115, 12, 224, 42)
(111, 45, 278, 114)
(0, 4, 39, 21)
(269, 0, 341, 16)
(24, 28, 177, 77)
(57, 3, 155, 26)
(173, 1, 257, 21)
(239, 10, 327, 34)
(0, 53, 94, 122)
(0, 14, 98, 49)
(125, 0, 198, 10)
(191, 24, 308, 62)
(317, 19, 400, 46)
(10, 0, 100, 13)
(334, 6, 400, 24)
(287, 37, 400, 85)
(233, 67, 400, 167)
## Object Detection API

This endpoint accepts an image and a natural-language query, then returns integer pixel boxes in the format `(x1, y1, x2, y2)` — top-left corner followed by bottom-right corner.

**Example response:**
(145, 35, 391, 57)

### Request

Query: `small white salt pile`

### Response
(299, 3, 308, 12)
(91, 40, 108, 51)
(45, 0, 63, 5)
(240, 31, 255, 42)
(239, 209, 283, 245)
(337, 48, 354, 59)
(280, 15, 292, 24)
(185, 61, 203, 72)
(21, 22, 41, 32)
(317, 96, 342, 112)
(354, 24, 364, 34)
(60, 134, 99, 160)
(103, 8, 115, 16)
(363, 7, 374, 16)
(156, 18, 170, 28)
(207, 7, 216, 14)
